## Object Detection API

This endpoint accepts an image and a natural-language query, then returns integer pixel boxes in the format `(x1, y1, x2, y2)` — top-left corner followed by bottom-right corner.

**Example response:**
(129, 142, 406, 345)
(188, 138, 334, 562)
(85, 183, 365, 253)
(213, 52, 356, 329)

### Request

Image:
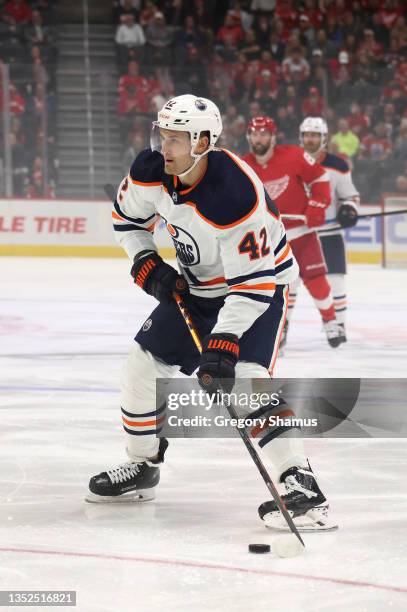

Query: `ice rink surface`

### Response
(1, 257, 407, 611)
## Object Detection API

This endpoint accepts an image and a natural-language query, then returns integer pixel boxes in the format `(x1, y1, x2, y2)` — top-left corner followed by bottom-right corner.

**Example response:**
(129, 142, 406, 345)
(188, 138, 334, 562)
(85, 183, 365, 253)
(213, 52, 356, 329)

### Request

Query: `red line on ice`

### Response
(1, 546, 406, 595)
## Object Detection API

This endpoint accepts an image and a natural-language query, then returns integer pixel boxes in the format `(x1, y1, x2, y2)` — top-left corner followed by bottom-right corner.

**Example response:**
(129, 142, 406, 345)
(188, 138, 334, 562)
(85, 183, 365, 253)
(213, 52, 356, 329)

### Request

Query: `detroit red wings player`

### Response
(243, 116, 345, 348)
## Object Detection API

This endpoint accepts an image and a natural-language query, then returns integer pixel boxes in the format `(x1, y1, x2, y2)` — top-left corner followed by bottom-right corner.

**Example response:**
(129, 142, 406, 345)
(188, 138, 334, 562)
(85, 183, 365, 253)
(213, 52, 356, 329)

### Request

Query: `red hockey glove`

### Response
(305, 200, 326, 228)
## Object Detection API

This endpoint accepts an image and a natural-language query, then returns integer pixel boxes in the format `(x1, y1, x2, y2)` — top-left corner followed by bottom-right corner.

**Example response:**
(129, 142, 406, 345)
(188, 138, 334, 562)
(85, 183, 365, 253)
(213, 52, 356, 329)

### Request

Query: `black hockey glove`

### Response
(131, 251, 189, 304)
(337, 204, 358, 229)
(197, 333, 239, 395)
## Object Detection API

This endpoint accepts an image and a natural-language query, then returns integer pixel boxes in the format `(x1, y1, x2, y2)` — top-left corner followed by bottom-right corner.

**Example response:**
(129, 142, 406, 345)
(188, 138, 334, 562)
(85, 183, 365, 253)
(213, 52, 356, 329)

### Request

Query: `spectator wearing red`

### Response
(118, 60, 149, 97)
(300, 0, 323, 30)
(230, 52, 249, 83)
(284, 83, 300, 117)
(358, 28, 383, 60)
(8, 84, 25, 116)
(206, 53, 236, 97)
(381, 85, 406, 119)
(254, 68, 278, 105)
(347, 102, 370, 138)
(282, 47, 310, 84)
(139, 0, 156, 27)
(216, 12, 244, 49)
(325, 0, 349, 20)
(259, 50, 280, 77)
(26, 168, 55, 198)
(379, 0, 403, 29)
(275, 0, 298, 37)
(395, 59, 407, 90)
(361, 122, 392, 161)
(118, 83, 148, 115)
(301, 86, 324, 117)
(391, 16, 407, 50)
(2, 0, 32, 24)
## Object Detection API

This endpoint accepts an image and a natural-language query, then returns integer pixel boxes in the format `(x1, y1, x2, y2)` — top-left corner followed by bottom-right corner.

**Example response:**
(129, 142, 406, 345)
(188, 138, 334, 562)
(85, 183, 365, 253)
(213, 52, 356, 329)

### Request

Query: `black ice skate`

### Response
(338, 323, 347, 342)
(258, 464, 338, 531)
(323, 319, 346, 348)
(86, 438, 168, 503)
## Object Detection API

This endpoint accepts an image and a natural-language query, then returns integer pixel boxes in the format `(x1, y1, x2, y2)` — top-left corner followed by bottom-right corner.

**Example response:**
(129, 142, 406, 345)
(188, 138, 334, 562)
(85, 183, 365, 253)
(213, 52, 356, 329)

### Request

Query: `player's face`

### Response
(160, 128, 193, 175)
(302, 131, 323, 154)
(248, 129, 274, 156)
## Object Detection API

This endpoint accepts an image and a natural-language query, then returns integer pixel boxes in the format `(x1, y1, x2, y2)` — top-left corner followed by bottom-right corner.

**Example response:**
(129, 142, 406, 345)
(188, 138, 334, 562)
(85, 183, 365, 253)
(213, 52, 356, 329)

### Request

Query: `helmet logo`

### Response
(195, 98, 207, 111)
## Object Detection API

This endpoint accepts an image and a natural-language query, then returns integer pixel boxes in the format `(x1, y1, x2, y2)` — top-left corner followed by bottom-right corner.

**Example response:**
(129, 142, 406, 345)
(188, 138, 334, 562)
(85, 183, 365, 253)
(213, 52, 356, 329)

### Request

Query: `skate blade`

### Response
(85, 489, 155, 504)
(263, 506, 338, 532)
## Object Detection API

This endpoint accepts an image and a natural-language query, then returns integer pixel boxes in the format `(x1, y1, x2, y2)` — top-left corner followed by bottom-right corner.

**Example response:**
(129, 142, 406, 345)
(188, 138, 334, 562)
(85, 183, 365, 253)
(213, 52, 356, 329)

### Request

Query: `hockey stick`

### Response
(282, 208, 407, 226)
(104, 183, 117, 202)
(173, 292, 305, 548)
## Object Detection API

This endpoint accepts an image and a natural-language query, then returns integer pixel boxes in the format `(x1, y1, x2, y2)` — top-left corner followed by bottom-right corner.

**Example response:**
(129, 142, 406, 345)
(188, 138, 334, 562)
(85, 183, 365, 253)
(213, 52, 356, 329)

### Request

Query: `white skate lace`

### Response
(285, 474, 318, 499)
(107, 462, 141, 484)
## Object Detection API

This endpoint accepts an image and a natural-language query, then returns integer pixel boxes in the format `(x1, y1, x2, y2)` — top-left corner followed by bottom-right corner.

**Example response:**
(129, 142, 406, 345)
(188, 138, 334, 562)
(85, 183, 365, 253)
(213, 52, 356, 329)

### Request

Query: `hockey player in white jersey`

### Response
(86, 95, 334, 531)
(284, 117, 359, 344)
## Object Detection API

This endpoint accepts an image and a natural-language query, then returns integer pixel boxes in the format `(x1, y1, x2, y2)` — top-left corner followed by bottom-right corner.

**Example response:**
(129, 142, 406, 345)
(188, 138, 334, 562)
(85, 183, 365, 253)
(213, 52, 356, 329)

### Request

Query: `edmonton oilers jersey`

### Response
(319, 153, 360, 232)
(112, 147, 299, 338)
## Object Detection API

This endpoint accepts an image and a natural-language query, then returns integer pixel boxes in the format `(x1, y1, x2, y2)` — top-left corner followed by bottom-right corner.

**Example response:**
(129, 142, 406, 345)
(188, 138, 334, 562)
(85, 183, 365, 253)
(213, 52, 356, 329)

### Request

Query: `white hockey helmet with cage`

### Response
(299, 116, 328, 151)
(151, 94, 223, 177)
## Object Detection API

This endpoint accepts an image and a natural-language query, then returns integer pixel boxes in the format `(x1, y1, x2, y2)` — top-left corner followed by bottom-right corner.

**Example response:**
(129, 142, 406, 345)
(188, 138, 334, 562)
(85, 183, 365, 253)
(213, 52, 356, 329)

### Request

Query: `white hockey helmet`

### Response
(299, 116, 328, 151)
(151, 94, 222, 177)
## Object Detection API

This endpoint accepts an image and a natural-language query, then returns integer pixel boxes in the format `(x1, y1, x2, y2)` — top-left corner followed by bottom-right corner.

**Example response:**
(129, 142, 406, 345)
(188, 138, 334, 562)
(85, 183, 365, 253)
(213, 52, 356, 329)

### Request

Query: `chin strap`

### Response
(175, 146, 213, 179)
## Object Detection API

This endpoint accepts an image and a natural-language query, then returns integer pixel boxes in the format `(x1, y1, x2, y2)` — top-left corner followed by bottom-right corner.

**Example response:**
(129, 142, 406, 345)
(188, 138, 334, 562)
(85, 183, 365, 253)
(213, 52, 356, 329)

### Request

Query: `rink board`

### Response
(0, 198, 385, 263)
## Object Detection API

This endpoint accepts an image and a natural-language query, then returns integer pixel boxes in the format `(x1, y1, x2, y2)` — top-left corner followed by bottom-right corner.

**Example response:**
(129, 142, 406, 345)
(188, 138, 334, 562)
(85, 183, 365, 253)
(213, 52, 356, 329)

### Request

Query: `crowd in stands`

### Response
(113, 0, 407, 201)
(0, 0, 406, 201)
(0, 0, 57, 196)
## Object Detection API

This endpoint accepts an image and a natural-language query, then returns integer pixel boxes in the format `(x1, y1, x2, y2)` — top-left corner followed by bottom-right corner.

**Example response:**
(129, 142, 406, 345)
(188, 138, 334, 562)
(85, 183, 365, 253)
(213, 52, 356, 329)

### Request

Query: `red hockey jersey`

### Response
(243, 145, 330, 230)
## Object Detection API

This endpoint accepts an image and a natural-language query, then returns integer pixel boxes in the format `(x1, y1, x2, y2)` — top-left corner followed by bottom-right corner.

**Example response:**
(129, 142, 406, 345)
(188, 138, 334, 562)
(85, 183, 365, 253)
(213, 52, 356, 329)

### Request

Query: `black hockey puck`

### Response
(248, 543, 271, 554)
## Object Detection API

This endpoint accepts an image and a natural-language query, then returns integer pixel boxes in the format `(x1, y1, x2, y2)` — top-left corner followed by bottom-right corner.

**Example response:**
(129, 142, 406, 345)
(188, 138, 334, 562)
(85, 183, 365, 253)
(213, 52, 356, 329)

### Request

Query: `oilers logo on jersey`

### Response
(166, 222, 200, 266)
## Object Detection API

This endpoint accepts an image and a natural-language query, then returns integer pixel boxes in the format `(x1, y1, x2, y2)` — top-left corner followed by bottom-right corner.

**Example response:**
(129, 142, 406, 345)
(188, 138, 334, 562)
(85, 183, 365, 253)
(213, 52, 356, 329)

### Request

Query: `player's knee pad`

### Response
(121, 342, 179, 414)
